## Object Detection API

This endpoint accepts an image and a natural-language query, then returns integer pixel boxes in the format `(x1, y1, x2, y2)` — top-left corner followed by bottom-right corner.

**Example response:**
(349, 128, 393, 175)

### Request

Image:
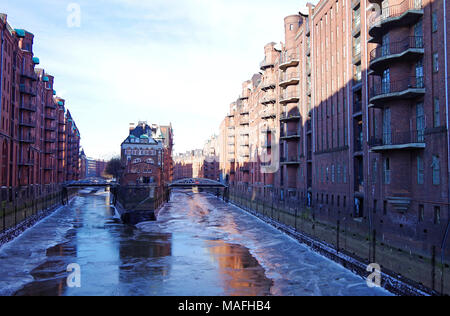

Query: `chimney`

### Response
(129, 123, 136, 131)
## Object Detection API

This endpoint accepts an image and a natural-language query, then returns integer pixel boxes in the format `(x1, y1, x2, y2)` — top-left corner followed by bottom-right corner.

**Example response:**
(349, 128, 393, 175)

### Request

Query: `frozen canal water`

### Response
(0, 189, 391, 296)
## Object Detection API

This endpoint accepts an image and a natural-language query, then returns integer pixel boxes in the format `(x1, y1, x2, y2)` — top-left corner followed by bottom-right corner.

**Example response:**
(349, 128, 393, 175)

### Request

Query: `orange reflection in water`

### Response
(205, 240, 272, 296)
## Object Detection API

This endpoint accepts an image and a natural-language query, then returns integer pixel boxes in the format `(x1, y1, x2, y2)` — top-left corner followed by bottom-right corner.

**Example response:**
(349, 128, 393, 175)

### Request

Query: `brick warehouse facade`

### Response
(173, 135, 220, 181)
(190, 0, 450, 295)
(121, 122, 173, 188)
(0, 14, 82, 231)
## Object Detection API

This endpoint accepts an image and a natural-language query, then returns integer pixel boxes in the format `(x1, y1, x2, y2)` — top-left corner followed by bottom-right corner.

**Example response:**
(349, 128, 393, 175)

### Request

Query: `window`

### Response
(416, 59, 424, 87)
(372, 159, 378, 184)
(434, 206, 441, 224)
(434, 98, 440, 127)
(416, 102, 425, 142)
(432, 155, 440, 185)
(384, 158, 391, 184)
(433, 53, 439, 72)
(382, 69, 390, 94)
(332, 165, 335, 183)
(343, 164, 347, 183)
(432, 11, 438, 32)
(418, 205, 424, 222)
(337, 164, 341, 183)
(417, 156, 424, 185)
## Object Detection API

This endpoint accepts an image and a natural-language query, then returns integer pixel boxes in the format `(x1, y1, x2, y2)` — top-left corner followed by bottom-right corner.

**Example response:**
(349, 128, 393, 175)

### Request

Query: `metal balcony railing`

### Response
(280, 72, 300, 83)
(19, 134, 35, 143)
(19, 84, 37, 96)
(370, 36, 424, 61)
(280, 111, 300, 121)
(281, 156, 302, 164)
(260, 94, 277, 104)
(19, 103, 37, 112)
(260, 58, 275, 70)
(369, 0, 423, 28)
(19, 118, 36, 128)
(280, 91, 300, 102)
(370, 76, 424, 99)
(18, 159, 34, 166)
(281, 131, 301, 138)
(20, 69, 38, 81)
(369, 130, 425, 147)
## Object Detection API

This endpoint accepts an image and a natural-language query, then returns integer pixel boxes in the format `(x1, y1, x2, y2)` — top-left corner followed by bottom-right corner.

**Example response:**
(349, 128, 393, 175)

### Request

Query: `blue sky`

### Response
(2, 0, 307, 160)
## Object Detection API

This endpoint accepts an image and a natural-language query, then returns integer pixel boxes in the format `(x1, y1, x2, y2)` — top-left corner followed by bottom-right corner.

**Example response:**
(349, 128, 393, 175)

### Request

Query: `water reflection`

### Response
(3, 190, 391, 296)
(205, 240, 272, 296)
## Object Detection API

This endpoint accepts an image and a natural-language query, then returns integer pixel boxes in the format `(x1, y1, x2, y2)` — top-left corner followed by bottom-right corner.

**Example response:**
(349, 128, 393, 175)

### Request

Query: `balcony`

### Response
(19, 118, 36, 128)
(44, 137, 57, 143)
(281, 156, 302, 165)
(19, 103, 36, 112)
(279, 72, 300, 88)
(18, 159, 33, 166)
(240, 108, 249, 115)
(279, 54, 299, 70)
(45, 103, 57, 109)
(239, 129, 250, 136)
(260, 94, 276, 105)
(369, 76, 425, 107)
(352, 23, 361, 38)
(45, 113, 57, 120)
(280, 131, 301, 141)
(280, 111, 301, 122)
(353, 100, 362, 114)
(19, 84, 37, 96)
(45, 123, 57, 131)
(239, 117, 249, 126)
(352, 46, 361, 65)
(369, 130, 426, 152)
(369, 37, 424, 74)
(306, 62, 311, 76)
(305, 44, 311, 56)
(238, 95, 249, 101)
(19, 135, 35, 143)
(368, 0, 424, 40)
(260, 59, 275, 71)
(261, 80, 276, 91)
(261, 108, 276, 119)
(280, 92, 300, 104)
(20, 69, 38, 81)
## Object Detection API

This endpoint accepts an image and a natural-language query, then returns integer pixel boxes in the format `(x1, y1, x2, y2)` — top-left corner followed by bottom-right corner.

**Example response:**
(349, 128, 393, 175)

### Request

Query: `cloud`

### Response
(2, 0, 307, 159)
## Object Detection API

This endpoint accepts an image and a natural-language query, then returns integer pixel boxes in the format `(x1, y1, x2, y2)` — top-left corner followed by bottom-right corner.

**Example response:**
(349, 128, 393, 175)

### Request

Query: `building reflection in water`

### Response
(205, 240, 273, 296)
(118, 230, 173, 282)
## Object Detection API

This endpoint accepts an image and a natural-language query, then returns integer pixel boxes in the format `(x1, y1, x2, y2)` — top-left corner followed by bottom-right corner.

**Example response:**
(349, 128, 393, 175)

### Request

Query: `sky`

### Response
(2, 0, 308, 160)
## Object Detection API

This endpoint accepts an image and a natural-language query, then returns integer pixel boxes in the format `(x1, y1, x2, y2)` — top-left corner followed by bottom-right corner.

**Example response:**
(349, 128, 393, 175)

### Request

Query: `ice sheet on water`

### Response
(0, 198, 79, 296)
(139, 192, 392, 296)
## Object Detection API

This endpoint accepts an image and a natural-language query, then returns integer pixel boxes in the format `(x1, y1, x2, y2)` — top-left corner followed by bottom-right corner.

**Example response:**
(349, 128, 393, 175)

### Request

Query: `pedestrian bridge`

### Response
(63, 179, 118, 188)
(169, 178, 227, 189)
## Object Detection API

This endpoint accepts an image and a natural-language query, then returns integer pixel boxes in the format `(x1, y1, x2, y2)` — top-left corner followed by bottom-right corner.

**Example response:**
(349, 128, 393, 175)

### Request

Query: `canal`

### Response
(0, 189, 391, 296)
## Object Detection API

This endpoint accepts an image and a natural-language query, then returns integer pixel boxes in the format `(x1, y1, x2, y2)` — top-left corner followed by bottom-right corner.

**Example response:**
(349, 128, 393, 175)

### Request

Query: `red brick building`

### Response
(120, 122, 173, 189)
(214, 0, 450, 294)
(0, 14, 81, 201)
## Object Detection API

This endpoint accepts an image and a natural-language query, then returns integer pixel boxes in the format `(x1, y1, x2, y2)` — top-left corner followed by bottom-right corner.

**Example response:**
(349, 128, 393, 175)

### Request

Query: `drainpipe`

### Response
(442, 0, 450, 295)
